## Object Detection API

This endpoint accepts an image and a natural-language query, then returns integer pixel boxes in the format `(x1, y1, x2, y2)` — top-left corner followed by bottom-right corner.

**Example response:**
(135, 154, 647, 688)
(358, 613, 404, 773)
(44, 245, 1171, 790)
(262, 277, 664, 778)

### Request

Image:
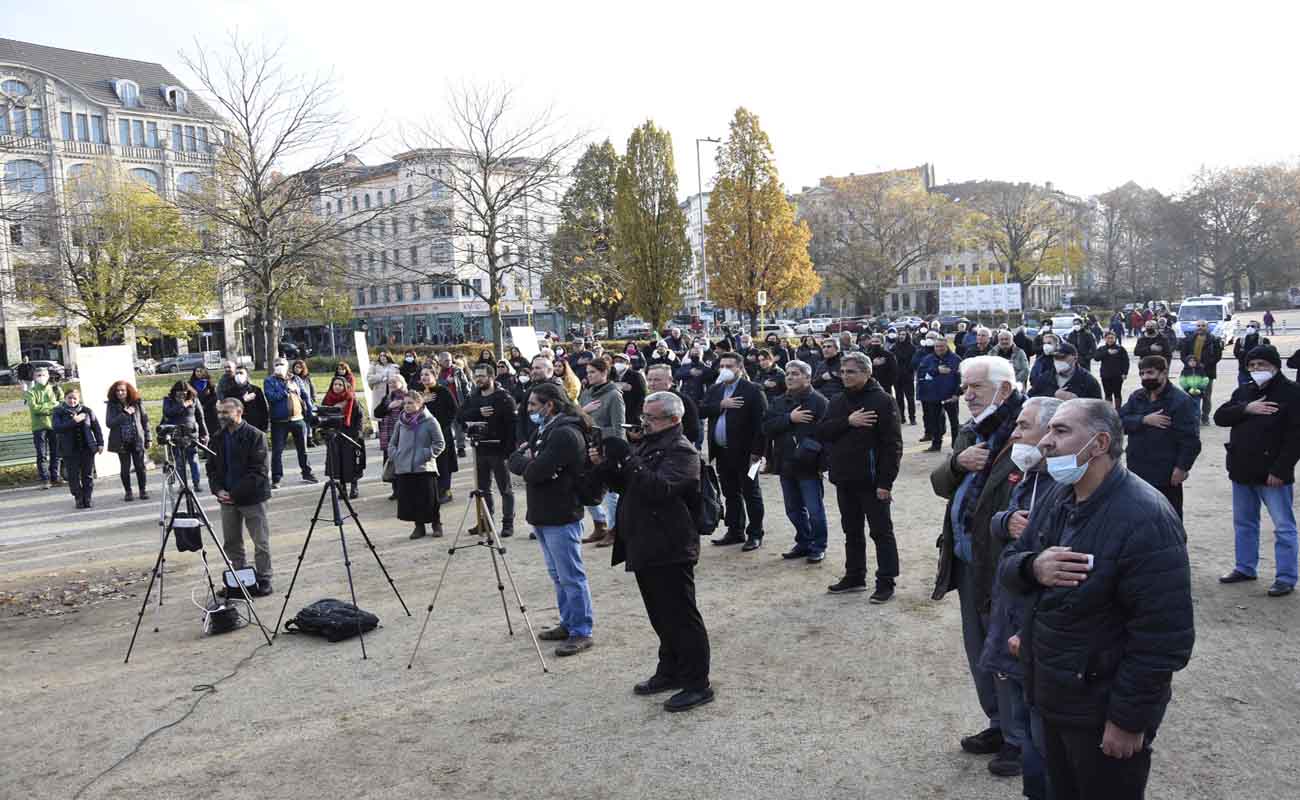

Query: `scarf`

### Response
(957, 391, 1025, 535)
(399, 408, 424, 433)
(323, 385, 356, 427)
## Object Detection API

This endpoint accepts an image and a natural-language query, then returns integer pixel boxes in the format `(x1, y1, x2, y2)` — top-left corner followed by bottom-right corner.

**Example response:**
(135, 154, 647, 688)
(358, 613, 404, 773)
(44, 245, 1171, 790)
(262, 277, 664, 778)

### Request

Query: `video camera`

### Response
(155, 423, 194, 448)
(465, 420, 495, 446)
(314, 404, 345, 432)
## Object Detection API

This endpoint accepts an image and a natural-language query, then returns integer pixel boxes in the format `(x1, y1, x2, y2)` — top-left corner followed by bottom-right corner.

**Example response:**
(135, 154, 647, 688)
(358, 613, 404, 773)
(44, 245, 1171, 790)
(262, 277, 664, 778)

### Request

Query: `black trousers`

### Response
(474, 452, 515, 525)
(894, 375, 916, 423)
(715, 450, 764, 538)
(118, 449, 146, 493)
(64, 452, 95, 503)
(1102, 376, 1125, 412)
(1041, 720, 1152, 800)
(835, 483, 899, 585)
(635, 562, 710, 690)
(1156, 483, 1184, 520)
(923, 401, 961, 444)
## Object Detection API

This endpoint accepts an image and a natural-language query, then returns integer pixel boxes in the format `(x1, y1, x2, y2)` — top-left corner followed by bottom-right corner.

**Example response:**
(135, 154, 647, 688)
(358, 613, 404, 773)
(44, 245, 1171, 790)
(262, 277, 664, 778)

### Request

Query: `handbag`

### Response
(793, 435, 823, 470)
(382, 458, 396, 483)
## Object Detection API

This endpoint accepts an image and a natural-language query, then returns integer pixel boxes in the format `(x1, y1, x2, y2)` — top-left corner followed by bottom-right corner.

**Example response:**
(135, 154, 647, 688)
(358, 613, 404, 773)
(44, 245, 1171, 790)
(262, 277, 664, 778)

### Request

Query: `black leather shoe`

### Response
(634, 675, 682, 696)
(711, 531, 745, 546)
(741, 538, 763, 552)
(869, 585, 895, 604)
(1268, 581, 1295, 597)
(138, 491, 150, 500)
(827, 576, 867, 594)
(988, 744, 1022, 777)
(960, 727, 1004, 755)
(250, 579, 273, 598)
(538, 625, 569, 641)
(926, 443, 942, 452)
(782, 547, 811, 560)
(1219, 569, 1257, 584)
(664, 687, 715, 713)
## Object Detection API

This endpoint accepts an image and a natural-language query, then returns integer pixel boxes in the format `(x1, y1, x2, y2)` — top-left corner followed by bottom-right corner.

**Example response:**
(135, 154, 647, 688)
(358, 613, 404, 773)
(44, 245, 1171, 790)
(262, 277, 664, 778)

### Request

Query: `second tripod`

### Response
(408, 485, 548, 674)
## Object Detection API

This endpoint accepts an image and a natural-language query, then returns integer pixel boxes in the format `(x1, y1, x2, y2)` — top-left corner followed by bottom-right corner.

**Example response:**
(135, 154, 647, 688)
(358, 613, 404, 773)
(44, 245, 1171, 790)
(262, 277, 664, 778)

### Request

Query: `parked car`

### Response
(25, 359, 67, 381)
(935, 314, 966, 334)
(1049, 314, 1083, 336)
(157, 353, 207, 374)
(756, 322, 796, 340)
(0, 367, 13, 386)
(1175, 294, 1237, 342)
(893, 316, 925, 330)
(795, 317, 835, 334)
(825, 316, 872, 334)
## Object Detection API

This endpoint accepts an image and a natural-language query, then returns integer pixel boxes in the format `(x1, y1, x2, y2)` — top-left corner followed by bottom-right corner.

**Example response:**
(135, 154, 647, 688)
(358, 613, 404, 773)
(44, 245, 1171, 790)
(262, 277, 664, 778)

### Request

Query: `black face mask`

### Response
(1141, 378, 1163, 392)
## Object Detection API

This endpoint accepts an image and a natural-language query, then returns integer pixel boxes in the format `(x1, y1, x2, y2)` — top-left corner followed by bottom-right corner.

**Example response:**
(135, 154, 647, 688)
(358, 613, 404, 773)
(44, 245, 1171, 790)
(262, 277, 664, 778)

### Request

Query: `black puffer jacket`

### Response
(865, 347, 897, 392)
(509, 413, 587, 525)
(1120, 381, 1201, 489)
(1095, 343, 1130, 381)
(998, 465, 1194, 733)
(1133, 332, 1173, 362)
(813, 379, 901, 489)
(1213, 372, 1300, 485)
(763, 388, 829, 480)
(602, 424, 701, 571)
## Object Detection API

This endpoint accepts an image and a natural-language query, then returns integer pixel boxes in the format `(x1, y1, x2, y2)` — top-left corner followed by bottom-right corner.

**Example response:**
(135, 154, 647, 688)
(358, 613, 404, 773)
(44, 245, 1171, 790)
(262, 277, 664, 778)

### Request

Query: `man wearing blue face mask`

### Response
(1213, 344, 1300, 597)
(998, 399, 1194, 800)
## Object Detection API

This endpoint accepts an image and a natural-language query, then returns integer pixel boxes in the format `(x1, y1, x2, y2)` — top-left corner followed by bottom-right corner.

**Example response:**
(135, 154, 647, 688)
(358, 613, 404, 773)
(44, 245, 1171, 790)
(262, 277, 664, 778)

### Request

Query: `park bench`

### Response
(0, 432, 37, 467)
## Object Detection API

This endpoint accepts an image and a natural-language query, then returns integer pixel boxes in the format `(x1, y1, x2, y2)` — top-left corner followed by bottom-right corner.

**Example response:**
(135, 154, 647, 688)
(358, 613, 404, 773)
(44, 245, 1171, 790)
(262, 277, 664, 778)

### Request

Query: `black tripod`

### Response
(125, 438, 273, 663)
(408, 438, 548, 673)
(273, 429, 410, 659)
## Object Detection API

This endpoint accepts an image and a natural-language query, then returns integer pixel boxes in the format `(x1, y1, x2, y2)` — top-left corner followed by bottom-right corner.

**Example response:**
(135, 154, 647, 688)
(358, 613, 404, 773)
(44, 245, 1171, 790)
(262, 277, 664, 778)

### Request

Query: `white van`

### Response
(1176, 295, 1237, 342)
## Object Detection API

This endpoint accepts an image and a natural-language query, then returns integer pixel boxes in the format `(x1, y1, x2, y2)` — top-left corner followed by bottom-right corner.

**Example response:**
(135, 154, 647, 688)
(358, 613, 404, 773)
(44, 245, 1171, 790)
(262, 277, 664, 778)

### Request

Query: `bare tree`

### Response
(396, 84, 583, 354)
(178, 34, 409, 367)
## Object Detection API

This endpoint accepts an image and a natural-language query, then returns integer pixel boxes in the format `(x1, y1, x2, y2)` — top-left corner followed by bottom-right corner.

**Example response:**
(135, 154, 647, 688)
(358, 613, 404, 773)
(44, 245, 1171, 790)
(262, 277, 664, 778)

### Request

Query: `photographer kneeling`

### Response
(591, 391, 713, 712)
(208, 399, 274, 597)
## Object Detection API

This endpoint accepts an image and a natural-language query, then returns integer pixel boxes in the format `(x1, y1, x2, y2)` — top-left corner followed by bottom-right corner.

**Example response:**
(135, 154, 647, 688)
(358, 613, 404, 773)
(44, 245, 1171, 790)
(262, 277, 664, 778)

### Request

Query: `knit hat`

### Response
(1247, 344, 1282, 370)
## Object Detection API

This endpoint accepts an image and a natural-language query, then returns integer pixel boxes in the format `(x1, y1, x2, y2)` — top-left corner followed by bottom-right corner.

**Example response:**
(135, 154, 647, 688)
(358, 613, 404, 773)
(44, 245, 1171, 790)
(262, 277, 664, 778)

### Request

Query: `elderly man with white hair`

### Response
(930, 355, 1026, 764)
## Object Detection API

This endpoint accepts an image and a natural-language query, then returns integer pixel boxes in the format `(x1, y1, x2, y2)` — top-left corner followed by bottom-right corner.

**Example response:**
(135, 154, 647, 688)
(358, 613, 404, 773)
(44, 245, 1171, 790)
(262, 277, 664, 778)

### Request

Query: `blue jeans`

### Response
(587, 491, 620, 527)
(182, 444, 201, 486)
(270, 420, 312, 483)
(779, 476, 828, 554)
(534, 521, 593, 637)
(32, 429, 60, 482)
(1232, 481, 1299, 586)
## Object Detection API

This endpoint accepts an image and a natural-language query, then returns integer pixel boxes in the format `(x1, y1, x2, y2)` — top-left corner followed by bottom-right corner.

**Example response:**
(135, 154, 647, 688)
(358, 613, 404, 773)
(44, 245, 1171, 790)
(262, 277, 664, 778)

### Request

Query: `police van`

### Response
(1176, 295, 1237, 342)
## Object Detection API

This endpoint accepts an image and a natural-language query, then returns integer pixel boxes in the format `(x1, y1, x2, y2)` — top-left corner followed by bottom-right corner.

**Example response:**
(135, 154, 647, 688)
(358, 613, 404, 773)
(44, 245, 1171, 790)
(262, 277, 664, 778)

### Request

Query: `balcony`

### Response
(174, 148, 216, 165)
(0, 133, 49, 154)
(61, 140, 112, 156)
(118, 145, 165, 163)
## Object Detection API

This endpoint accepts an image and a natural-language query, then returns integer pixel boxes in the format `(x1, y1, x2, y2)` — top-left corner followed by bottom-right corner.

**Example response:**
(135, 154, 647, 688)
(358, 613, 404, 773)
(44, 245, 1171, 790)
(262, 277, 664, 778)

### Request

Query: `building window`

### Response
(171, 124, 183, 150)
(472, 278, 482, 294)
(410, 246, 418, 265)
(369, 287, 377, 305)
(392, 248, 400, 267)
(395, 283, 404, 302)
(4, 159, 48, 193)
(12, 108, 28, 136)
(9, 223, 21, 246)
(2, 79, 31, 97)
(77, 114, 91, 142)
(351, 196, 358, 211)
(389, 188, 396, 204)
(411, 282, 421, 300)
(60, 111, 73, 139)
(406, 185, 413, 199)
(131, 119, 145, 147)
(177, 172, 201, 193)
(409, 216, 416, 234)
(376, 191, 383, 207)
(184, 125, 196, 151)
(357, 288, 366, 306)
(91, 115, 105, 143)
(196, 127, 208, 152)
(368, 252, 375, 269)
(364, 194, 371, 209)
(114, 79, 140, 106)
(118, 119, 131, 146)
(461, 282, 472, 298)
(146, 122, 159, 148)
(383, 285, 391, 303)
(129, 168, 160, 193)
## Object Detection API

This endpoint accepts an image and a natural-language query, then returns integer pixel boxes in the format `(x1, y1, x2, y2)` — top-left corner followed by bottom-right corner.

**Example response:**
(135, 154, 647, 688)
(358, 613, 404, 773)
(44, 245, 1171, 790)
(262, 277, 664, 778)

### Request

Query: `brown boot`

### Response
(596, 528, 617, 548)
(582, 520, 608, 544)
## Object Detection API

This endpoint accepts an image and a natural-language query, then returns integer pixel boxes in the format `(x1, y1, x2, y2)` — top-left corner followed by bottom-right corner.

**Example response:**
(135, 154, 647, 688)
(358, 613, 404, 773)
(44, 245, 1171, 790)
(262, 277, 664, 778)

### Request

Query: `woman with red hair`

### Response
(106, 380, 151, 501)
(321, 375, 366, 498)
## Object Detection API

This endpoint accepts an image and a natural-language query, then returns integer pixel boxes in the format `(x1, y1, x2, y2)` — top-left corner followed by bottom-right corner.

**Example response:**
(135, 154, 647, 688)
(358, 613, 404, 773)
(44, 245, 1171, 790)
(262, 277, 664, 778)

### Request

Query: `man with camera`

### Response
(264, 357, 318, 489)
(209, 398, 275, 597)
(459, 363, 519, 538)
(592, 391, 714, 712)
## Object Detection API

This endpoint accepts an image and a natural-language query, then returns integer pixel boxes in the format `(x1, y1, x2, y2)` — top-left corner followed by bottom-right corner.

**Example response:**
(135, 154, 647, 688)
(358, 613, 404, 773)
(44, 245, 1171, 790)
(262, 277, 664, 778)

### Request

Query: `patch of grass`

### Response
(0, 463, 40, 487)
(0, 410, 29, 434)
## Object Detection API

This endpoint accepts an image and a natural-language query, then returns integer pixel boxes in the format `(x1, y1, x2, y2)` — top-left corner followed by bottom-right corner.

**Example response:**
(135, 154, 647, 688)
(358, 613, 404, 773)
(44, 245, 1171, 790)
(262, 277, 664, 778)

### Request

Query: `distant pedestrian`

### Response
(106, 380, 151, 502)
(52, 389, 103, 509)
(1263, 309, 1276, 336)
(23, 366, 62, 489)
(917, 336, 962, 451)
(1096, 330, 1130, 412)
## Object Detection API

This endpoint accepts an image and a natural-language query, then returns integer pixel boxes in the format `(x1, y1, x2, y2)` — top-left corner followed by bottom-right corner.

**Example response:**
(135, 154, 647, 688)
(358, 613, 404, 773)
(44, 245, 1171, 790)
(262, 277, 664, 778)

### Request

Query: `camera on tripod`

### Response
(465, 420, 494, 446)
(155, 424, 194, 449)
(314, 404, 345, 434)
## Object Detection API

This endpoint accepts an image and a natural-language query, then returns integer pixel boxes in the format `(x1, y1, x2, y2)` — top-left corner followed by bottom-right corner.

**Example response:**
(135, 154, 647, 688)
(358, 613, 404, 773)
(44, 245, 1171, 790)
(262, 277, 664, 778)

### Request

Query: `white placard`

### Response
(354, 331, 375, 427)
(76, 345, 136, 476)
(510, 326, 540, 362)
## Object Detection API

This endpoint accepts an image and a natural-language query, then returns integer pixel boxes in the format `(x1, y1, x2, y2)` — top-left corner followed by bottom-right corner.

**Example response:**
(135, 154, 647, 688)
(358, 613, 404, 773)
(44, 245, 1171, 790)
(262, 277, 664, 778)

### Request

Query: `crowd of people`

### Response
(16, 308, 1300, 796)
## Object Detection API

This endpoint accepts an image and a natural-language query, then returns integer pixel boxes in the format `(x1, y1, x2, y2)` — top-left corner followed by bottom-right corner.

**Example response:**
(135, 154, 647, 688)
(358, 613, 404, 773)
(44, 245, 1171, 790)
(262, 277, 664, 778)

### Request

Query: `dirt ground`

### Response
(3, 328, 1299, 799)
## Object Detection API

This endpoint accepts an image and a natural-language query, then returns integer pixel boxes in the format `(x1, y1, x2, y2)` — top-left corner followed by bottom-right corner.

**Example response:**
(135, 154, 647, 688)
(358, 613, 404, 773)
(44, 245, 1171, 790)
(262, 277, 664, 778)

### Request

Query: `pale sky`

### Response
(9, 0, 1299, 200)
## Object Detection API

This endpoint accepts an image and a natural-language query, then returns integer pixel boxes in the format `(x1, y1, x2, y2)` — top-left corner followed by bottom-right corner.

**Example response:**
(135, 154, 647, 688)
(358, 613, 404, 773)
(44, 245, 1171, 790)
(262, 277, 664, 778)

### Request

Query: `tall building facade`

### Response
(314, 150, 564, 346)
(0, 37, 242, 367)
(679, 191, 710, 315)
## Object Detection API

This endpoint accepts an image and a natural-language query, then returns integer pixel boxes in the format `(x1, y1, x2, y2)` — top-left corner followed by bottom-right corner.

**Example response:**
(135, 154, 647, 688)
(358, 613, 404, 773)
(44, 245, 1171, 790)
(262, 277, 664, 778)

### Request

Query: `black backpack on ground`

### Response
(695, 459, 722, 536)
(284, 599, 379, 642)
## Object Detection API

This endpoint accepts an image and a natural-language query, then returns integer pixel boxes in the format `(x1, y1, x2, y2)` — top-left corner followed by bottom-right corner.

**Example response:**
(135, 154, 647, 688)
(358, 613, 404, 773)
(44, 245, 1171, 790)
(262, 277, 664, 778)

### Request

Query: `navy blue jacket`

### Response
(1120, 382, 1202, 490)
(1028, 365, 1102, 400)
(915, 351, 961, 403)
(998, 466, 1194, 733)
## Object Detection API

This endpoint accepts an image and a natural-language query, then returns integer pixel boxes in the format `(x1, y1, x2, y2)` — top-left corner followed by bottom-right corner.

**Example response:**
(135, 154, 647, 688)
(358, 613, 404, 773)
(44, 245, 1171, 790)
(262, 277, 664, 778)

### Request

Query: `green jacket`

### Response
(24, 382, 64, 431)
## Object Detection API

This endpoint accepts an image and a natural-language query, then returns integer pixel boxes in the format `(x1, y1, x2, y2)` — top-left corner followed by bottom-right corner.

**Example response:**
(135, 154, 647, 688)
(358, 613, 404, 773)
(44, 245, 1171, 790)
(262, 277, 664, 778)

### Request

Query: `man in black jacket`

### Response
(764, 360, 831, 562)
(815, 353, 902, 601)
(1066, 319, 1097, 372)
(51, 389, 104, 509)
(1133, 321, 1171, 362)
(460, 363, 519, 537)
(229, 366, 270, 432)
(209, 398, 275, 596)
(646, 364, 699, 446)
(1096, 330, 1130, 412)
(1180, 320, 1223, 423)
(865, 332, 898, 397)
(1119, 356, 1201, 519)
(887, 327, 917, 426)
(611, 353, 647, 425)
(594, 391, 713, 713)
(508, 382, 595, 656)
(999, 399, 1194, 799)
(1214, 345, 1300, 596)
(700, 352, 769, 550)
(812, 339, 845, 400)
(1029, 343, 1102, 400)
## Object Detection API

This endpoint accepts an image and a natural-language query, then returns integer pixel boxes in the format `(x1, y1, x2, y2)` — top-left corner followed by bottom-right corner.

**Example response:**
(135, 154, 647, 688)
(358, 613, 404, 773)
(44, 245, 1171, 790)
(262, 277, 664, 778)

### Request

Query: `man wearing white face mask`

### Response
(1028, 343, 1101, 401)
(1214, 344, 1300, 597)
(930, 355, 1025, 762)
(981, 396, 1061, 788)
(264, 357, 318, 489)
(998, 399, 1194, 799)
(701, 353, 768, 549)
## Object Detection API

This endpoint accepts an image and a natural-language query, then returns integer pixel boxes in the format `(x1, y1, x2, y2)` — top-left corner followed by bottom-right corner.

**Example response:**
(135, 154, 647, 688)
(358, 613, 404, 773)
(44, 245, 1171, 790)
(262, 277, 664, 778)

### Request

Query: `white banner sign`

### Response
(354, 331, 376, 428)
(510, 326, 540, 362)
(939, 282, 1022, 312)
(77, 345, 136, 476)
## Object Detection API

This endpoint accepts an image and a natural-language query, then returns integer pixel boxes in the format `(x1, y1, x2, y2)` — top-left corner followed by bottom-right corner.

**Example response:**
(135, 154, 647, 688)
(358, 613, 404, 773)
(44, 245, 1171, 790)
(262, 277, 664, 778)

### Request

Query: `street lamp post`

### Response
(695, 137, 721, 309)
